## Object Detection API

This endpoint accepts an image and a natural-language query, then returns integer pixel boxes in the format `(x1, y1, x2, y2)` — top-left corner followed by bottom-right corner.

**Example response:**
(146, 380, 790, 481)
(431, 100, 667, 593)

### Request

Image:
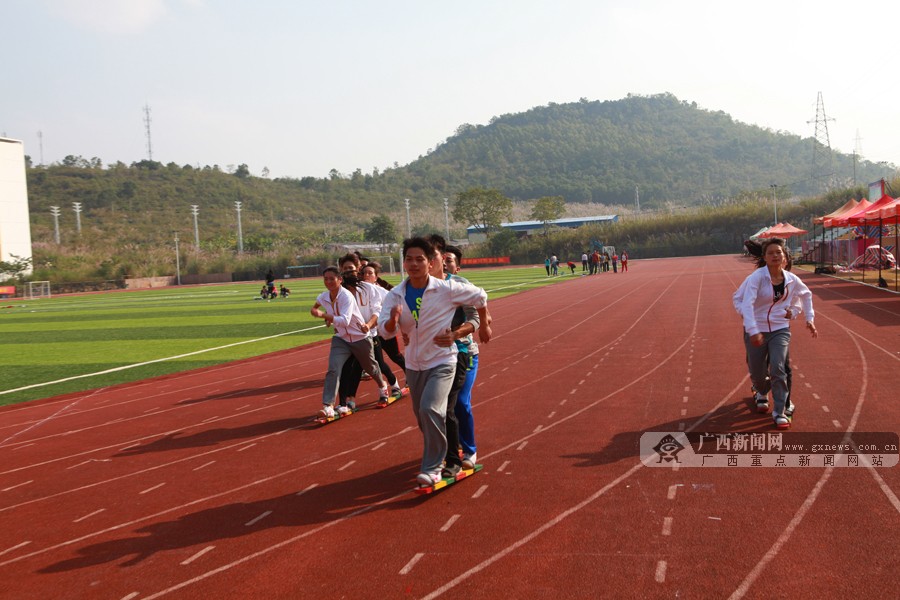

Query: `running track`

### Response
(1, 255, 898, 599)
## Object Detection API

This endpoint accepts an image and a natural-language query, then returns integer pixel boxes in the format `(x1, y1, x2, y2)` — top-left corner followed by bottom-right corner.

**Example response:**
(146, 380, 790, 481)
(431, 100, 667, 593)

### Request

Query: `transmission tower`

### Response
(143, 104, 153, 161)
(806, 92, 835, 192)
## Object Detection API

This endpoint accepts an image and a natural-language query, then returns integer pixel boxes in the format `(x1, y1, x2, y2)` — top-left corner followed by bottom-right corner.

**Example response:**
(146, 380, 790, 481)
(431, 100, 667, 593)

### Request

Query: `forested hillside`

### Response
(20, 93, 895, 282)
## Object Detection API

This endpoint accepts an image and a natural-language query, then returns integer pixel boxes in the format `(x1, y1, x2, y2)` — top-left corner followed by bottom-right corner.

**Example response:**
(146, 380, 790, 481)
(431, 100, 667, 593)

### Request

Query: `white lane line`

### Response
(533, 425, 543, 434)
(139, 483, 166, 495)
(684, 386, 690, 392)
(661, 517, 673, 536)
(234, 405, 251, 411)
(338, 460, 355, 472)
(578, 379, 585, 386)
(516, 441, 528, 451)
(685, 377, 691, 383)
(237, 443, 256, 452)
(559, 398, 567, 406)
(0, 541, 31, 557)
(547, 411, 556, 419)
(121, 593, 140, 600)
(245, 511, 272, 527)
(143, 407, 161, 413)
(296, 484, 318, 496)
(12, 443, 36, 451)
(832, 420, 842, 428)
(680, 409, 687, 416)
(569, 389, 577, 395)
(655, 560, 667, 583)
(371, 442, 386, 451)
(193, 461, 215, 471)
(2, 480, 33, 492)
(666, 484, 681, 500)
(683, 396, 689, 403)
(804, 382, 812, 388)
(822, 405, 830, 413)
(471, 485, 488, 499)
(400, 553, 425, 575)
(181, 546, 215, 565)
(440, 515, 460, 532)
(497, 461, 510, 473)
(813, 393, 821, 400)
(853, 448, 900, 514)
(66, 460, 92, 470)
(73, 508, 105, 523)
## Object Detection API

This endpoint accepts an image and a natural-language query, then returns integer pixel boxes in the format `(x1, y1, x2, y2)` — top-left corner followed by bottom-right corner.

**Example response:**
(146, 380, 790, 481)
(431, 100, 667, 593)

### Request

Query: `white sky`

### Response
(2, 0, 898, 180)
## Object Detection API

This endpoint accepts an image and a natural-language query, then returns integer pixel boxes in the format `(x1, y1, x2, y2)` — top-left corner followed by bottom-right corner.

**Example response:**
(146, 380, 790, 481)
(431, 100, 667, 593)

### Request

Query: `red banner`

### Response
(461, 256, 510, 265)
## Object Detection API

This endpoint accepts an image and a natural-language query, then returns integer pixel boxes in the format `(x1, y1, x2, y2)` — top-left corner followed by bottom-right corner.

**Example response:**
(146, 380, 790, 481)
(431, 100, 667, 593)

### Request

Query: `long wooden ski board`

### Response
(414, 464, 483, 495)
(376, 387, 409, 409)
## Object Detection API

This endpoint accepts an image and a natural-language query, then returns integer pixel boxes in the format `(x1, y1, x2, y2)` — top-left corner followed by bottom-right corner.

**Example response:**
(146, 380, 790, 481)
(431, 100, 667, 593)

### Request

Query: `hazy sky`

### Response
(3, 0, 898, 180)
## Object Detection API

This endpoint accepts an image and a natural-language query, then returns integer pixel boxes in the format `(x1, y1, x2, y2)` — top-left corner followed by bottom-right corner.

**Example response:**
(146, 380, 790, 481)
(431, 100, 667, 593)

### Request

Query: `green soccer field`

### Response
(0, 266, 572, 406)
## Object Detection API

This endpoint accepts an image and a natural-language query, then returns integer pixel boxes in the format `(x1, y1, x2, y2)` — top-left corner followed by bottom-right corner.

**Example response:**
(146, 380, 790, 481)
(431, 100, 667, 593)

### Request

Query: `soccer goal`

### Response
(27, 281, 51, 299)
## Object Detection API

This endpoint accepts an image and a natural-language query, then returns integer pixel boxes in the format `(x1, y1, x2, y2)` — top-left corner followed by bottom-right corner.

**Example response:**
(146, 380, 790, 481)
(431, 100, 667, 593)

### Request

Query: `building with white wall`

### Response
(0, 137, 33, 278)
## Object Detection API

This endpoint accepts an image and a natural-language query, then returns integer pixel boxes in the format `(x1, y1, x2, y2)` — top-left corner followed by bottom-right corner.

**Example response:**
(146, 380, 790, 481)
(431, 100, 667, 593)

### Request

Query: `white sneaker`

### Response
(379, 386, 390, 401)
(319, 405, 335, 419)
(336, 405, 351, 415)
(416, 471, 441, 487)
(462, 453, 477, 470)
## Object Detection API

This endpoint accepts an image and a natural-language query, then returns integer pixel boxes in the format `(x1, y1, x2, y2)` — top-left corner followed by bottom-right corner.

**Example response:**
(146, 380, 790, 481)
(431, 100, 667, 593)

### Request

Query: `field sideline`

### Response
(1, 265, 577, 406)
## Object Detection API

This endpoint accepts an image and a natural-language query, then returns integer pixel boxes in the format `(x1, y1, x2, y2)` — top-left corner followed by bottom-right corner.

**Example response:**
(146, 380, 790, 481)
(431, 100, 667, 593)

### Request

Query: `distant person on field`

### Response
(581, 252, 589, 272)
(611, 253, 618, 273)
(567, 260, 576, 274)
(620, 250, 629, 272)
(544, 256, 551, 276)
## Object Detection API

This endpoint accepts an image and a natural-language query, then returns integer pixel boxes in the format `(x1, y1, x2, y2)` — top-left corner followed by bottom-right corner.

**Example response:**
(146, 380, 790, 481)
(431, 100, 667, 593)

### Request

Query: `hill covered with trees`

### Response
(20, 93, 895, 282)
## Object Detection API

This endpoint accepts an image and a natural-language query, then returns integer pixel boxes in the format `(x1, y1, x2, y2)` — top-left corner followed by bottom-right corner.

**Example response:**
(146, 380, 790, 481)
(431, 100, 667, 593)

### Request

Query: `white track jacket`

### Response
(735, 267, 814, 337)
(378, 275, 487, 371)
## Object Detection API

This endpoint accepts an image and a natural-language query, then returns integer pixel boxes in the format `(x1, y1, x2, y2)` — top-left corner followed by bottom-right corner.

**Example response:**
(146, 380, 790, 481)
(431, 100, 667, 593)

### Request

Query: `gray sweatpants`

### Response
(745, 328, 791, 417)
(407, 362, 456, 474)
(322, 336, 384, 406)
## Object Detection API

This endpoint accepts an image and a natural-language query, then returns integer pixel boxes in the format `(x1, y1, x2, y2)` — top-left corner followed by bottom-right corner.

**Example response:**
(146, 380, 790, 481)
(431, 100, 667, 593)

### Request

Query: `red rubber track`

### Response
(0, 255, 897, 600)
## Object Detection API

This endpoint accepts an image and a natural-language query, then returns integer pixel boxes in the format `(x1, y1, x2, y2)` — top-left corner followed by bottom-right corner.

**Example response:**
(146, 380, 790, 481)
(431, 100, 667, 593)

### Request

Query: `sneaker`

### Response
(390, 386, 404, 400)
(774, 415, 791, 430)
(754, 392, 769, 414)
(462, 453, 477, 470)
(441, 463, 462, 479)
(343, 398, 356, 411)
(416, 471, 441, 488)
(785, 400, 795, 418)
(379, 386, 390, 401)
(319, 405, 335, 419)
(336, 405, 351, 415)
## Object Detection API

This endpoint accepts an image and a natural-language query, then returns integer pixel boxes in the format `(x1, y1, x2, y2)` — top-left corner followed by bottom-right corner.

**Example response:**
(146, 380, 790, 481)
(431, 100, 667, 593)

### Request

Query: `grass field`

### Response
(0, 265, 577, 406)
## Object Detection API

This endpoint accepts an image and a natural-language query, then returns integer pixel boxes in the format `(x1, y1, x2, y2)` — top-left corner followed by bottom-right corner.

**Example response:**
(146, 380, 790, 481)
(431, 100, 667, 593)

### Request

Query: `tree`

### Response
(364, 214, 399, 252)
(530, 195, 566, 230)
(452, 187, 512, 235)
(0, 254, 32, 282)
(234, 164, 250, 178)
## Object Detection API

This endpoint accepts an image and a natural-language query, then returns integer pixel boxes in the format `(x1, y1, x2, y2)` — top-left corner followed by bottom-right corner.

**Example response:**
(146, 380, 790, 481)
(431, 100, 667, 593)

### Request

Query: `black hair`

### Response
(322, 266, 341, 277)
(444, 244, 463, 265)
(403, 236, 436, 259)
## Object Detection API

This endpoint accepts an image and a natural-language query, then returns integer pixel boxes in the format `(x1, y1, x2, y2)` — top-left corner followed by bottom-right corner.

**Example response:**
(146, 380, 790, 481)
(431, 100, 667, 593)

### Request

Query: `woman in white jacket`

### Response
(737, 238, 817, 429)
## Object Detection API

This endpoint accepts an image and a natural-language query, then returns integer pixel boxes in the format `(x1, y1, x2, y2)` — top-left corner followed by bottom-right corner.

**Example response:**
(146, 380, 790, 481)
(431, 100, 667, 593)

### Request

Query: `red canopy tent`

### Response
(814, 198, 858, 224)
(758, 222, 808, 238)
(838, 194, 895, 227)
(824, 199, 871, 228)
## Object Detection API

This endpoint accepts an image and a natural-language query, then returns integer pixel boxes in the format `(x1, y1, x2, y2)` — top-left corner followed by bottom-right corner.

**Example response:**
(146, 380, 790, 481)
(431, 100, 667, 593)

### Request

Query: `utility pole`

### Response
(72, 202, 82, 235)
(443, 198, 450, 238)
(37, 130, 44, 166)
(807, 92, 835, 192)
(404, 198, 411, 237)
(190, 204, 200, 250)
(174, 232, 181, 285)
(50, 206, 61, 244)
(143, 104, 153, 161)
(234, 200, 243, 254)
(770, 184, 778, 225)
(635, 185, 640, 213)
